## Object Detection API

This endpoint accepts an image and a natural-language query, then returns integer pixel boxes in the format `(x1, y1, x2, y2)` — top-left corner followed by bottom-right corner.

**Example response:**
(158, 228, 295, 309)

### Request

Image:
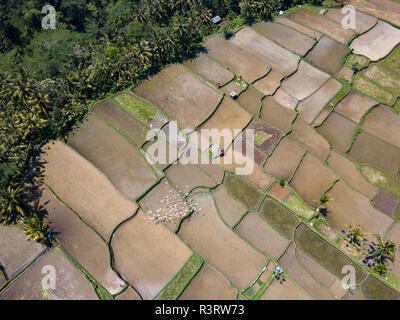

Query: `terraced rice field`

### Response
(4, 4, 400, 301)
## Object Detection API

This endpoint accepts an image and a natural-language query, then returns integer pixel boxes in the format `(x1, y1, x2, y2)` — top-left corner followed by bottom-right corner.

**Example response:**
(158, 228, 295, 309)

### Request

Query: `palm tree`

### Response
(345, 220, 369, 246)
(19, 216, 54, 247)
(372, 234, 396, 264)
(373, 263, 388, 276)
(0, 185, 30, 224)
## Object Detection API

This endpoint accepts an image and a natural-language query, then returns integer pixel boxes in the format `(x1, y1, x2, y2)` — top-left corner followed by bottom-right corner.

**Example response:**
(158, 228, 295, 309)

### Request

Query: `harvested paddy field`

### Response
(373, 191, 398, 217)
(290, 153, 337, 207)
(260, 276, 311, 300)
(362, 105, 400, 148)
(253, 21, 315, 56)
(295, 224, 366, 282)
(40, 188, 125, 295)
(278, 243, 334, 300)
(165, 164, 216, 195)
(203, 36, 269, 83)
(274, 16, 322, 40)
(306, 36, 349, 75)
(350, 0, 400, 27)
(179, 264, 237, 300)
(229, 27, 300, 76)
(42, 141, 136, 240)
(237, 85, 263, 116)
(352, 74, 396, 105)
(264, 138, 305, 180)
(273, 88, 298, 110)
(350, 21, 400, 61)
(234, 211, 288, 258)
(326, 151, 378, 199)
(183, 53, 233, 87)
(281, 61, 330, 101)
(325, 8, 377, 34)
(386, 223, 400, 278)
(0, 248, 98, 300)
(115, 287, 141, 300)
(297, 78, 342, 124)
(258, 198, 298, 240)
(362, 276, 400, 300)
(253, 70, 283, 95)
(335, 90, 378, 122)
(112, 210, 192, 300)
(178, 193, 267, 290)
(211, 185, 247, 227)
(288, 8, 355, 44)
(317, 112, 357, 153)
(326, 180, 393, 237)
(288, 118, 331, 161)
(139, 179, 190, 231)
(260, 96, 297, 133)
(224, 174, 263, 210)
(133, 64, 221, 129)
(67, 114, 157, 200)
(0, 226, 45, 280)
(362, 65, 400, 95)
(349, 132, 400, 175)
(360, 165, 400, 199)
(92, 100, 150, 147)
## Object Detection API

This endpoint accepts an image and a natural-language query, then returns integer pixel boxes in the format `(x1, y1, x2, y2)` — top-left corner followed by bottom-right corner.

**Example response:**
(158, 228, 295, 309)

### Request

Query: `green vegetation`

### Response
(380, 45, 400, 76)
(156, 254, 203, 300)
(393, 99, 400, 115)
(259, 198, 299, 239)
(360, 165, 400, 199)
(113, 93, 156, 124)
(285, 194, 316, 220)
(296, 225, 365, 280)
(353, 74, 396, 105)
(345, 54, 370, 71)
(254, 131, 272, 145)
(362, 276, 400, 300)
(225, 174, 262, 210)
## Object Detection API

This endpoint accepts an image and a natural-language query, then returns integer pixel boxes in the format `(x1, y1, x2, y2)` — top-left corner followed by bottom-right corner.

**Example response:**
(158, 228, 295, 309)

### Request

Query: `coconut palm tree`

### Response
(20, 216, 54, 247)
(345, 220, 369, 246)
(0, 185, 29, 224)
(373, 263, 388, 276)
(372, 234, 396, 264)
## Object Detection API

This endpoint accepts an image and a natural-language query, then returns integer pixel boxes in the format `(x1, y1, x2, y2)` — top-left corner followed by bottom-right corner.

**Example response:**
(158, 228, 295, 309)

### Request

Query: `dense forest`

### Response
(0, 0, 323, 243)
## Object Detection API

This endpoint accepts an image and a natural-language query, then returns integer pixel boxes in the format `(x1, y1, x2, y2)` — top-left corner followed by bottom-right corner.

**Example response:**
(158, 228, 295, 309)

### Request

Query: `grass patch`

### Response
(362, 276, 400, 300)
(284, 194, 316, 220)
(296, 224, 365, 281)
(113, 92, 156, 124)
(393, 99, 400, 115)
(225, 174, 263, 210)
(345, 54, 370, 71)
(157, 254, 203, 300)
(95, 286, 112, 300)
(259, 198, 299, 240)
(360, 165, 400, 199)
(254, 131, 272, 146)
(380, 45, 400, 76)
(362, 65, 400, 95)
(352, 74, 396, 105)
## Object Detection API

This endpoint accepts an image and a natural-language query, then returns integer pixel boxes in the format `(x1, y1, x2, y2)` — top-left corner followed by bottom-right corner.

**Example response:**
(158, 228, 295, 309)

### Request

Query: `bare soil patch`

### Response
(274, 17, 322, 40)
(373, 191, 398, 217)
(317, 111, 357, 153)
(326, 151, 378, 199)
(335, 90, 377, 122)
(203, 36, 270, 83)
(281, 61, 330, 100)
(326, 180, 392, 237)
(260, 276, 311, 300)
(325, 8, 377, 34)
(211, 185, 247, 227)
(179, 264, 237, 300)
(112, 210, 192, 300)
(350, 21, 400, 61)
(237, 85, 263, 116)
(273, 88, 298, 110)
(0, 248, 98, 300)
(115, 287, 141, 300)
(264, 138, 305, 180)
(288, 8, 355, 44)
(229, 27, 300, 76)
(290, 153, 337, 207)
(350, 0, 400, 28)
(234, 211, 288, 258)
(67, 115, 157, 200)
(362, 105, 400, 148)
(42, 141, 136, 240)
(183, 54, 233, 87)
(253, 70, 283, 95)
(40, 188, 125, 294)
(133, 64, 222, 129)
(349, 132, 400, 175)
(386, 223, 400, 278)
(260, 96, 297, 133)
(253, 21, 315, 56)
(178, 193, 266, 290)
(297, 78, 342, 124)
